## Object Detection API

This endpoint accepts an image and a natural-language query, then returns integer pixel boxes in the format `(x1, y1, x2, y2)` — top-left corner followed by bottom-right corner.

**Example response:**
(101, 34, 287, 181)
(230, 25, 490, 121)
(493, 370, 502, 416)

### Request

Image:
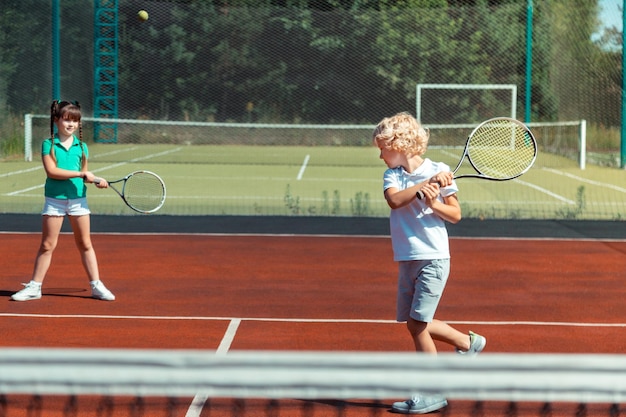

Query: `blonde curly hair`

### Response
(372, 112, 429, 156)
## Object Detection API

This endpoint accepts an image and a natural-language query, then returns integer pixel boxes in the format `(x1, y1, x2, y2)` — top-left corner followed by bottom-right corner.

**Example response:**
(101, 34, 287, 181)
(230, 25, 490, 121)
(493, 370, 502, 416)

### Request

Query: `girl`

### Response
(12, 100, 115, 301)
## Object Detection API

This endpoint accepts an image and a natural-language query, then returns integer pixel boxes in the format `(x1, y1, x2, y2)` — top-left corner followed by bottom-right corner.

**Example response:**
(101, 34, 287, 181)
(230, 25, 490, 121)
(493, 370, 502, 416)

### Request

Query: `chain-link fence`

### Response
(1, 1, 625, 219)
(1, 1, 621, 126)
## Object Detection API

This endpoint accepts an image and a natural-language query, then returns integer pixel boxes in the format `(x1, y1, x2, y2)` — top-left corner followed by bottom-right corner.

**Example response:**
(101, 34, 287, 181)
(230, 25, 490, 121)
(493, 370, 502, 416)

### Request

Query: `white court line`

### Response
(185, 394, 209, 417)
(0, 146, 140, 181)
(3, 231, 625, 243)
(91, 146, 140, 158)
(543, 167, 626, 194)
(6, 184, 45, 196)
(439, 150, 575, 204)
(166, 174, 378, 183)
(2, 314, 623, 414)
(217, 318, 241, 354)
(4, 148, 182, 196)
(1, 151, 135, 195)
(513, 178, 576, 204)
(445, 320, 626, 327)
(297, 154, 310, 180)
(185, 318, 241, 417)
(0, 313, 624, 327)
(0, 166, 42, 177)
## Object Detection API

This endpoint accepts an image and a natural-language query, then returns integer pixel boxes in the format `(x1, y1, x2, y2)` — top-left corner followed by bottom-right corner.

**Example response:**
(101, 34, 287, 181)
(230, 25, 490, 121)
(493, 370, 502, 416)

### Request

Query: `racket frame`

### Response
(95, 170, 166, 214)
(416, 117, 537, 199)
(452, 117, 538, 181)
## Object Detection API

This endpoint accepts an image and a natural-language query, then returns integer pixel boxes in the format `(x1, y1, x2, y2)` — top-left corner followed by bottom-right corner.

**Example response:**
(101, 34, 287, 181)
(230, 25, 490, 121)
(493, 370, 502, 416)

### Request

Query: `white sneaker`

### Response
(456, 331, 486, 356)
(11, 281, 42, 301)
(391, 394, 448, 414)
(91, 280, 115, 301)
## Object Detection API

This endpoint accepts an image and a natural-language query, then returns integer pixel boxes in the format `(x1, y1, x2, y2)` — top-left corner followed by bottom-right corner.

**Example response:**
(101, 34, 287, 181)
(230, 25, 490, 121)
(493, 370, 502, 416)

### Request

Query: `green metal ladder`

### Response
(93, 0, 119, 143)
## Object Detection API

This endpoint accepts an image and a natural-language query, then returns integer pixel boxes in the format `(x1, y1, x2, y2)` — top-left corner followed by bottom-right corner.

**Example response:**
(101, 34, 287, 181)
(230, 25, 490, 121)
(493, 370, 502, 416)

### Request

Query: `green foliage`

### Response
(0, 1, 613, 127)
(585, 122, 621, 167)
(284, 185, 372, 216)
(323, 190, 343, 215)
(587, 123, 620, 152)
(332, 190, 341, 214)
(319, 190, 342, 215)
(0, 114, 24, 159)
(0, 11, 19, 110)
(284, 184, 301, 214)
(350, 191, 371, 216)
(555, 185, 586, 219)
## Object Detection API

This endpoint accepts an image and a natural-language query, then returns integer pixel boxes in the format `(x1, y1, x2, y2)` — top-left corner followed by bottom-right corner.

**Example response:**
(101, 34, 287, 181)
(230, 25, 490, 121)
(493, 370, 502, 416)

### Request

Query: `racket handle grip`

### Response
(93, 177, 102, 185)
(416, 180, 444, 200)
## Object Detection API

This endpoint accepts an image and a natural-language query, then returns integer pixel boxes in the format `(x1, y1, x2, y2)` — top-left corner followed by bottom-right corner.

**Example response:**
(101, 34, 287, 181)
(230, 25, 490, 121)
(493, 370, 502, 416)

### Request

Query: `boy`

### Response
(373, 112, 485, 414)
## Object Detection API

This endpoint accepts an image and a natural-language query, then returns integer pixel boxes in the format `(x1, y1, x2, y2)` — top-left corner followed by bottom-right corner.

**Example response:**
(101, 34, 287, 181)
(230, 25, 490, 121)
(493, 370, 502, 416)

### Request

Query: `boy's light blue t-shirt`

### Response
(383, 158, 458, 261)
(41, 136, 88, 199)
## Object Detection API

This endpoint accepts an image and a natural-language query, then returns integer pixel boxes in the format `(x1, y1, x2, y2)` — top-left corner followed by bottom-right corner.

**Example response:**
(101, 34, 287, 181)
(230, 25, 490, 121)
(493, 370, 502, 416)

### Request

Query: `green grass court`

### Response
(2, 144, 626, 220)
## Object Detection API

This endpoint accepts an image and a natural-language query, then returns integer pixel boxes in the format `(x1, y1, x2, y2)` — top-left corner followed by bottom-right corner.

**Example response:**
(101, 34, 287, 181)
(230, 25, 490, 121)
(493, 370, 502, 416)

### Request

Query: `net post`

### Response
(579, 119, 586, 170)
(511, 85, 518, 121)
(416, 84, 423, 122)
(24, 113, 33, 162)
(622, 1, 626, 169)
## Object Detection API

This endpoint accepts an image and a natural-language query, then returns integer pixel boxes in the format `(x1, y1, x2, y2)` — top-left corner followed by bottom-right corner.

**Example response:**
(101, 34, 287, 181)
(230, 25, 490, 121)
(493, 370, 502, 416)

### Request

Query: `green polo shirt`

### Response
(42, 135, 89, 199)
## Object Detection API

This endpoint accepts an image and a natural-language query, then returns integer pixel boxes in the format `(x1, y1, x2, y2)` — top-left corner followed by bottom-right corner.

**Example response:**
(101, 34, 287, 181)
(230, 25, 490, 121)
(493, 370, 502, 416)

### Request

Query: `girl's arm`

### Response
(42, 154, 86, 180)
(41, 154, 102, 185)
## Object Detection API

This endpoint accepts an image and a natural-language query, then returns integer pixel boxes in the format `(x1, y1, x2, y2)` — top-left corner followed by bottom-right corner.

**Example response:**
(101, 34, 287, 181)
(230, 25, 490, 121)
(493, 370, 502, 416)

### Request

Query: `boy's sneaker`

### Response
(456, 331, 486, 356)
(91, 280, 115, 301)
(11, 281, 42, 301)
(391, 394, 448, 414)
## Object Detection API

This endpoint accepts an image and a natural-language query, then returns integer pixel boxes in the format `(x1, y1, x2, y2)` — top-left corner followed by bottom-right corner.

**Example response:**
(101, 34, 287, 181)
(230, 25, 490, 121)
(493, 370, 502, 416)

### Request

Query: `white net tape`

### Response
(1, 349, 625, 404)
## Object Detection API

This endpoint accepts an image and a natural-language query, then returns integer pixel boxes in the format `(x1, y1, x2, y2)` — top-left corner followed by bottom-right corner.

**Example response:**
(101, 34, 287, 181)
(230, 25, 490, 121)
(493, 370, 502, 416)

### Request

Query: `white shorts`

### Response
(396, 259, 450, 323)
(42, 197, 91, 216)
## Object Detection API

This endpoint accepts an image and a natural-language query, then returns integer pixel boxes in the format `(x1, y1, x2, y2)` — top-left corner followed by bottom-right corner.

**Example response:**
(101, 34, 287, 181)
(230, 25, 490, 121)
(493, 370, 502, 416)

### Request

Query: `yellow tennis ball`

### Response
(137, 10, 149, 21)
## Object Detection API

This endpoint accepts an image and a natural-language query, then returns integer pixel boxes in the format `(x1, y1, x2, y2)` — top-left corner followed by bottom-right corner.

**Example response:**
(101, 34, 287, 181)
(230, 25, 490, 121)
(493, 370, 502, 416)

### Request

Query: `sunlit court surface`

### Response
(1, 215, 625, 416)
(3, 0, 626, 414)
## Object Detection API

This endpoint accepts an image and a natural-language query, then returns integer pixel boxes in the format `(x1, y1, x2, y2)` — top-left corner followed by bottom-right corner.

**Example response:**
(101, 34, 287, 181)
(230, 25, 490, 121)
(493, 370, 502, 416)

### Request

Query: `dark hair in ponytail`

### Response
(49, 100, 86, 168)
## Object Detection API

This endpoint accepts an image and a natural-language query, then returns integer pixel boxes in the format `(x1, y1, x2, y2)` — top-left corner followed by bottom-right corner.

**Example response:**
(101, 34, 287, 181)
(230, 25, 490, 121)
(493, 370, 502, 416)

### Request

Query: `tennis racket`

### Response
(94, 170, 166, 214)
(417, 117, 537, 199)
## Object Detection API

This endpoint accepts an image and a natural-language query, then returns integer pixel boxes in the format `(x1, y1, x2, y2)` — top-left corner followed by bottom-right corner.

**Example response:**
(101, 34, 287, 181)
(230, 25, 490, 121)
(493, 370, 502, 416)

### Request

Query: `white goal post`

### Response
(416, 83, 517, 125)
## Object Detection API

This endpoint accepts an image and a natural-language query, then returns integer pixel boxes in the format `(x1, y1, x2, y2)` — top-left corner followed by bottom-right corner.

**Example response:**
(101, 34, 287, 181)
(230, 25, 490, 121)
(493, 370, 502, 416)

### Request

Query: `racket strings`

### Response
(466, 121, 536, 179)
(123, 173, 166, 213)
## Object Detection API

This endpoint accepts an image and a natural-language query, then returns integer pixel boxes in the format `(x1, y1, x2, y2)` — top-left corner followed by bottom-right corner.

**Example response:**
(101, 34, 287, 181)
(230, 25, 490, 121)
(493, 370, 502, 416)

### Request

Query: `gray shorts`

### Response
(42, 197, 91, 216)
(396, 259, 450, 323)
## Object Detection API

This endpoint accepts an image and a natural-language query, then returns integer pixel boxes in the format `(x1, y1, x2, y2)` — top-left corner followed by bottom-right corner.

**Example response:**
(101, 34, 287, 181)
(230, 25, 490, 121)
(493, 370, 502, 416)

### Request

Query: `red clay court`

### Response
(1, 215, 625, 416)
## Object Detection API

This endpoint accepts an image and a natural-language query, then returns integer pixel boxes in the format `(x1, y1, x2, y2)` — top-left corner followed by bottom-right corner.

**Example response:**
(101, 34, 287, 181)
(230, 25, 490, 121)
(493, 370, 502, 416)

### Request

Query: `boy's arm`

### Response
(384, 171, 453, 209)
(427, 193, 462, 224)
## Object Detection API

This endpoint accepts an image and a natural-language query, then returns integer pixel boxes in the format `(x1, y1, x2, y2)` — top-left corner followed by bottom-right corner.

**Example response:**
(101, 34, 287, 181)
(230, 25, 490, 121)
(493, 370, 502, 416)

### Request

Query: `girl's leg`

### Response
(31, 215, 64, 283)
(68, 214, 101, 282)
(69, 214, 115, 301)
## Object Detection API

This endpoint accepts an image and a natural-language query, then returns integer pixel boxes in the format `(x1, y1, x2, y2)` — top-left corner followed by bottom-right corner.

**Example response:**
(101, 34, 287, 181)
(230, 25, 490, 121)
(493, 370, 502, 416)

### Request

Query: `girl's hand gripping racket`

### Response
(417, 117, 537, 199)
(94, 170, 166, 214)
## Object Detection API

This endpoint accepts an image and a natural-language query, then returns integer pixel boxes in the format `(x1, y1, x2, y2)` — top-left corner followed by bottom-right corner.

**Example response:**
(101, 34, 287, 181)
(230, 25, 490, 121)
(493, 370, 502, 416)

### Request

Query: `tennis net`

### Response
(18, 115, 623, 220)
(1, 348, 625, 416)
(24, 115, 585, 168)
